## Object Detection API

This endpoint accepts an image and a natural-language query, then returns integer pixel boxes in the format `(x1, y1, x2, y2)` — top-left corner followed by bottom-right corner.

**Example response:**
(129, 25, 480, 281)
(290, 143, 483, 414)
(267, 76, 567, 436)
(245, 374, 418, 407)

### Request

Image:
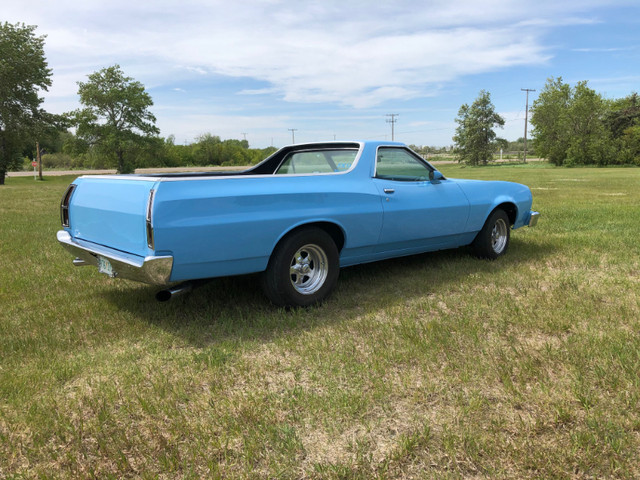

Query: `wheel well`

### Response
(495, 202, 517, 226)
(280, 222, 346, 252)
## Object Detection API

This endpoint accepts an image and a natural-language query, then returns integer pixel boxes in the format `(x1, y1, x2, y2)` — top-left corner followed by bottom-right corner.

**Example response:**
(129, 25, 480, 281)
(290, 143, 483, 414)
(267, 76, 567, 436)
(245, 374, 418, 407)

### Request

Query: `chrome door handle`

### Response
(383, 188, 395, 194)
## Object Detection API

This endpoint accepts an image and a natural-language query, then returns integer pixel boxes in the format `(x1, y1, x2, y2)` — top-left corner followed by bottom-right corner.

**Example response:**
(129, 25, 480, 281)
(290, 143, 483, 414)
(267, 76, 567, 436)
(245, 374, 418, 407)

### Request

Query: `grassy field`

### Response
(1, 164, 639, 479)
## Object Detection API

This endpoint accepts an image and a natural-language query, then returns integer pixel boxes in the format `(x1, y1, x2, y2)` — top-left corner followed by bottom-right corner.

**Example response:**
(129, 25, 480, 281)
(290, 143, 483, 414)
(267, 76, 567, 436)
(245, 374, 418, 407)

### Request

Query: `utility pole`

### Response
(241, 132, 247, 141)
(521, 88, 535, 163)
(288, 128, 297, 144)
(36, 141, 43, 181)
(386, 114, 399, 141)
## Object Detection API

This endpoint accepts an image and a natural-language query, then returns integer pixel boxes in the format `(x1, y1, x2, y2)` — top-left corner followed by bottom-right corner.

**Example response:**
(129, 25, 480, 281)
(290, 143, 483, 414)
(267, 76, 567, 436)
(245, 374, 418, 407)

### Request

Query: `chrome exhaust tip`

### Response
(156, 282, 194, 302)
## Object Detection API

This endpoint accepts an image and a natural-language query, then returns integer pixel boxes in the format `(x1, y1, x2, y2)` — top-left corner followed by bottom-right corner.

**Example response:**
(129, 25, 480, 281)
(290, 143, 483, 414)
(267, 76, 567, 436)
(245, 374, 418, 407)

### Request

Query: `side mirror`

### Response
(429, 170, 444, 182)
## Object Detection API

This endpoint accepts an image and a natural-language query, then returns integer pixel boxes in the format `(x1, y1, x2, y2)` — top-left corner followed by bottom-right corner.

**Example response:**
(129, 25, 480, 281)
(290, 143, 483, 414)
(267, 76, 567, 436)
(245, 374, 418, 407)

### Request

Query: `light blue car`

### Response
(58, 141, 539, 307)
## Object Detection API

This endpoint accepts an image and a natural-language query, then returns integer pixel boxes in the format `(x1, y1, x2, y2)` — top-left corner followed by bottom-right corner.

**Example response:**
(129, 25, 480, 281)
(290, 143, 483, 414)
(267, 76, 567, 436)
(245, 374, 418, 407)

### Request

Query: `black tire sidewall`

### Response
(472, 209, 510, 260)
(263, 227, 340, 307)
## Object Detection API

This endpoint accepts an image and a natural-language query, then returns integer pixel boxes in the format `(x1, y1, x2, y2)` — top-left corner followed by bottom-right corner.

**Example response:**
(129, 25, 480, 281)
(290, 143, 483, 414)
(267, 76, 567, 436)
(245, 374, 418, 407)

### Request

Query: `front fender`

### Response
(453, 179, 533, 232)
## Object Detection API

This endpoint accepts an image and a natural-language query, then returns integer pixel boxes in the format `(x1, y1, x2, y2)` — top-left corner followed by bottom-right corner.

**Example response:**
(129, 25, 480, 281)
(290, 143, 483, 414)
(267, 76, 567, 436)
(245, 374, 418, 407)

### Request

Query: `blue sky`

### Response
(4, 0, 640, 148)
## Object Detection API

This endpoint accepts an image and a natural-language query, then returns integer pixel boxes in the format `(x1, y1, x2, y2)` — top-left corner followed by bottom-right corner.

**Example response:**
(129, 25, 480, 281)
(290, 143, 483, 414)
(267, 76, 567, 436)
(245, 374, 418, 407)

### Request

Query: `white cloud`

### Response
(572, 47, 636, 52)
(7, 0, 617, 108)
(4, 0, 636, 145)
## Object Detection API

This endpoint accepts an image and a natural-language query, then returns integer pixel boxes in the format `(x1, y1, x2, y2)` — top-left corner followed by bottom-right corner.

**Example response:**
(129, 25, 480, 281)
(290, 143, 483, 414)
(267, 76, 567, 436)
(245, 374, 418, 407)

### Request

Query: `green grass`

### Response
(1, 164, 639, 479)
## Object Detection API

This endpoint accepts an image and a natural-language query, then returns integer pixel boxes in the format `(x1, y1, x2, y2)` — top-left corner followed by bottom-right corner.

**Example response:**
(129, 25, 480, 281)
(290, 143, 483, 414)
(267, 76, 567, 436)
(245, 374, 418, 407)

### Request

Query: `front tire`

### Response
(261, 227, 339, 307)
(472, 209, 510, 259)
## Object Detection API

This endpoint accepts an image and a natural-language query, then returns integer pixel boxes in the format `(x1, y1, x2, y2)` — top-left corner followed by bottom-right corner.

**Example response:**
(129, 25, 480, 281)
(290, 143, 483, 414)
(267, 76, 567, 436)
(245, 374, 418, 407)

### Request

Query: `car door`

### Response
(372, 147, 470, 254)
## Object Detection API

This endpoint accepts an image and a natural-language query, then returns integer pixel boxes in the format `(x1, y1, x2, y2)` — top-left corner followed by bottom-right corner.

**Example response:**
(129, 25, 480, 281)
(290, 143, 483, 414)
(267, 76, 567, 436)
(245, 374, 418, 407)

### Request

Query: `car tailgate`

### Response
(67, 176, 158, 256)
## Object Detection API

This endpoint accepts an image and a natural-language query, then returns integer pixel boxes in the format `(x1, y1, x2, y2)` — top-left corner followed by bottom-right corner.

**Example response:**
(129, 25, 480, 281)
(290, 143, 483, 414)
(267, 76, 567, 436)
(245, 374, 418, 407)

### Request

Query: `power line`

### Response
(521, 88, 536, 163)
(386, 114, 399, 141)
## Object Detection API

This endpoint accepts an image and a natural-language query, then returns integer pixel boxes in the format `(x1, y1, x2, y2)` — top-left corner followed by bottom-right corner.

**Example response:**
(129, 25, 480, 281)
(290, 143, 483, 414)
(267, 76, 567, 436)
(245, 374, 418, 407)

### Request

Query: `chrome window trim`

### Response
(273, 147, 361, 176)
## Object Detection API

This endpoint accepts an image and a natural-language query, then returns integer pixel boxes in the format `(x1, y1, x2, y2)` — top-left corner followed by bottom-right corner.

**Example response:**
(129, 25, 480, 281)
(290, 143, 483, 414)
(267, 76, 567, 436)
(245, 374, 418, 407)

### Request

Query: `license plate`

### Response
(97, 256, 115, 277)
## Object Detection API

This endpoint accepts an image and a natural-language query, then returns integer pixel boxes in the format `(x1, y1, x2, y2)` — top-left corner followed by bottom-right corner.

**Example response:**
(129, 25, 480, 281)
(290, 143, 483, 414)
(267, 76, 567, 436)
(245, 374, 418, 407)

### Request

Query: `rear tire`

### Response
(261, 227, 339, 307)
(472, 209, 510, 259)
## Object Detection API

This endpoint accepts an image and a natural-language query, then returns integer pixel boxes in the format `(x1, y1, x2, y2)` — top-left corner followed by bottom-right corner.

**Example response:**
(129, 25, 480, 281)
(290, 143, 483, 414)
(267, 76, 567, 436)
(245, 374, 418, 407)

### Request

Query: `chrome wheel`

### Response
(289, 244, 328, 295)
(491, 218, 509, 254)
(262, 227, 340, 307)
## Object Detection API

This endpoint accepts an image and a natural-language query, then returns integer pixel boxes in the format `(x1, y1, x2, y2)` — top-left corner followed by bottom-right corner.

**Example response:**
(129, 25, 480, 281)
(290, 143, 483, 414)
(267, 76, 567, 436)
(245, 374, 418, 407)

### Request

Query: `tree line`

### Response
(531, 77, 640, 166)
(0, 22, 275, 184)
(2, 22, 639, 186)
(36, 131, 276, 172)
(453, 82, 640, 166)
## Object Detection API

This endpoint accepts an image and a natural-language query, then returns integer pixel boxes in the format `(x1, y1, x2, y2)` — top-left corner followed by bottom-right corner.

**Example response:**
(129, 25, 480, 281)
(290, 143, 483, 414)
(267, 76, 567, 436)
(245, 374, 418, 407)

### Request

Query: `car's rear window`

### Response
(275, 149, 358, 175)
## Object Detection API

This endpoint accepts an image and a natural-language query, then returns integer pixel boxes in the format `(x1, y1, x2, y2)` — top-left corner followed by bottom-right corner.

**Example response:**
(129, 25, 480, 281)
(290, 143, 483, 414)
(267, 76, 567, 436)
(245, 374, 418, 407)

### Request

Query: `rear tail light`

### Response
(146, 189, 156, 249)
(60, 184, 76, 227)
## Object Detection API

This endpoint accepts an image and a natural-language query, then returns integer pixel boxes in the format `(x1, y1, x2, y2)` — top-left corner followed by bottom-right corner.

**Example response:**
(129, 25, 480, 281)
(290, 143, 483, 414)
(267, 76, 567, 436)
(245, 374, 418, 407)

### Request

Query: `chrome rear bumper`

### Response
(57, 230, 173, 285)
(528, 211, 540, 227)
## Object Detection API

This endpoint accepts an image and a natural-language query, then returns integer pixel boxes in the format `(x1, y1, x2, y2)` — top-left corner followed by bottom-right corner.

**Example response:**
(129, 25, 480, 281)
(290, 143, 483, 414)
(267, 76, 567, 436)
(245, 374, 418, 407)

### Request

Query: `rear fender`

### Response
(271, 220, 347, 255)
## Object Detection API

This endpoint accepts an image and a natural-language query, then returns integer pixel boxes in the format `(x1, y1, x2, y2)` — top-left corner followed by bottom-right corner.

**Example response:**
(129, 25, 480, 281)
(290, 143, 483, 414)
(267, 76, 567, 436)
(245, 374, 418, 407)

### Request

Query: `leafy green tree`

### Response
(453, 90, 505, 165)
(163, 136, 195, 167)
(529, 77, 571, 166)
(565, 82, 612, 165)
(495, 137, 509, 152)
(606, 93, 640, 164)
(160, 135, 184, 167)
(0, 22, 52, 184)
(620, 125, 640, 165)
(606, 93, 640, 138)
(193, 133, 222, 165)
(531, 77, 613, 166)
(61, 131, 90, 158)
(70, 65, 159, 173)
(34, 117, 67, 156)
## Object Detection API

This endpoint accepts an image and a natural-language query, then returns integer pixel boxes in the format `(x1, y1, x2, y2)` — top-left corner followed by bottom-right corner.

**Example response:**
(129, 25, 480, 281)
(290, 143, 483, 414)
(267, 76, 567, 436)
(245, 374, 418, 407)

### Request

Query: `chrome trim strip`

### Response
(79, 171, 359, 182)
(78, 175, 171, 181)
(57, 230, 173, 285)
(528, 211, 540, 227)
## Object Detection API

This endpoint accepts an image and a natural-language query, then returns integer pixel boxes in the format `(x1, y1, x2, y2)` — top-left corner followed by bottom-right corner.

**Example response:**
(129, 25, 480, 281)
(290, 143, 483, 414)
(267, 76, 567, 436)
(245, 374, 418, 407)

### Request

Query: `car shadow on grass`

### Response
(102, 236, 555, 348)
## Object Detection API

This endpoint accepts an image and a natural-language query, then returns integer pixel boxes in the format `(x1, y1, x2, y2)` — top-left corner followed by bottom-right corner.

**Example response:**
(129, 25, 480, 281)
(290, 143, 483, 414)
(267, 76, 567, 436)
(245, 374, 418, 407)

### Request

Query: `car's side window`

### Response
(376, 148, 431, 181)
(275, 150, 357, 175)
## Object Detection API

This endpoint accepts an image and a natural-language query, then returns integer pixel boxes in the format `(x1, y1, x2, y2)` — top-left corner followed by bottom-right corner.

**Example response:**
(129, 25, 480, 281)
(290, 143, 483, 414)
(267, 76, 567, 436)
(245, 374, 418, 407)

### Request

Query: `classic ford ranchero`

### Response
(58, 141, 539, 306)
